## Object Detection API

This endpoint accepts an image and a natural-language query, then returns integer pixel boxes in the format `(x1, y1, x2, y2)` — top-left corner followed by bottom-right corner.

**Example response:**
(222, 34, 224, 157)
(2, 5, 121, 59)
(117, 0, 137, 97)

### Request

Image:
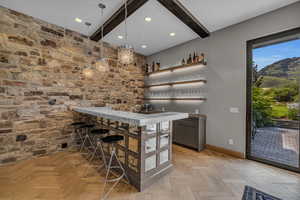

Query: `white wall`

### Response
(147, 2, 300, 154)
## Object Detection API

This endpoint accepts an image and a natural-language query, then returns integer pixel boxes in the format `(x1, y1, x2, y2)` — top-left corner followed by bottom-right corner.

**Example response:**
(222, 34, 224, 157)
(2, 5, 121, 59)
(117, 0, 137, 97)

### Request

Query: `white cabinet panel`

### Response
(160, 150, 169, 165)
(145, 155, 156, 172)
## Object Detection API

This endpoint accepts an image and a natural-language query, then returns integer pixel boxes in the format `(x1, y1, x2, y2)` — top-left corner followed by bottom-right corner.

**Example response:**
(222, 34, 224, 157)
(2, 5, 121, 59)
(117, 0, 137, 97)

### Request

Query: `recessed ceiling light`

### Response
(145, 17, 152, 22)
(141, 45, 147, 48)
(118, 35, 124, 39)
(75, 17, 82, 23)
(169, 32, 176, 37)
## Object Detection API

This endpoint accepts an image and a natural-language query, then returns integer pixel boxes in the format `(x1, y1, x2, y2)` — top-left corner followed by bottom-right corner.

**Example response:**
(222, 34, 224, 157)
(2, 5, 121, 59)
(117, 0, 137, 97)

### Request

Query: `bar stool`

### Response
(83, 129, 110, 176)
(101, 135, 129, 200)
(70, 122, 86, 147)
(89, 129, 110, 164)
(79, 124, 95, 153)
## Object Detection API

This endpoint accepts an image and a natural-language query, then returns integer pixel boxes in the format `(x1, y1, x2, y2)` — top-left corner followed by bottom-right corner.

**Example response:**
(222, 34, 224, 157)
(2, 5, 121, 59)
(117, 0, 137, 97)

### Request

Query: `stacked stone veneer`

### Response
(0, 6, 145, 165)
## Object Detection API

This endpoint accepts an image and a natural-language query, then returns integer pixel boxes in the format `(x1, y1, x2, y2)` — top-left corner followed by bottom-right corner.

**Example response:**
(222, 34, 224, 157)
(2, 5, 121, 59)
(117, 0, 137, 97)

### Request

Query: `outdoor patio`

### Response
(251, 127, 299, 168)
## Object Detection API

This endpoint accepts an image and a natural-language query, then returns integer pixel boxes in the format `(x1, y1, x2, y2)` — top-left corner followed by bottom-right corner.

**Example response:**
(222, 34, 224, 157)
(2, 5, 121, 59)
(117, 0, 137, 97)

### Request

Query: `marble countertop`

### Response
(73, 107, 189, 126)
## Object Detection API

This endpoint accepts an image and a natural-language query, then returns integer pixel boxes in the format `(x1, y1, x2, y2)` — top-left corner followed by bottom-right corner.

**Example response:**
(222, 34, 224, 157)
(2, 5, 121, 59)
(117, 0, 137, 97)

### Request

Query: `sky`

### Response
(253, 38, 300, 70)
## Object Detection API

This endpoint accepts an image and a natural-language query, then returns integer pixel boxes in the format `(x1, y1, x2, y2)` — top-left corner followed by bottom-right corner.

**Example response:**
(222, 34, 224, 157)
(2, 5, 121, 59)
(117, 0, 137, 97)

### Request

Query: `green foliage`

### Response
(272, 87, 299, 102)
(260, 81, 299, 103)
(259, 76, 296, 88)
(251, 58, 299, 123)
(271, 104, 288, 119)
(252, 87, 273, 127)
(288, 108, 299, 120)
(294, 94, 299, 102)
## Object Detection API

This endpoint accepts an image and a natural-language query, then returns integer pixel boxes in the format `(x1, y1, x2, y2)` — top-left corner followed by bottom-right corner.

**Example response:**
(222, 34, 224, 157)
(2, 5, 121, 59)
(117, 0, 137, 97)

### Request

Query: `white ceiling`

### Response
(0, 0, 123, 36)
(0, 0, 299, 56)
(179, 0, 299, 32)
(104, 0, 198, 56)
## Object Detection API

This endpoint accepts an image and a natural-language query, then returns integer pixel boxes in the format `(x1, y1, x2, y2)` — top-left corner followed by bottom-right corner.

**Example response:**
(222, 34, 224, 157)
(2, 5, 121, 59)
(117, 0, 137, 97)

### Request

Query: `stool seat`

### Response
(79, 124, 95, 129)
(70, 122, 85, 126)
(102, 135, 124, 143)
(91, 129, 109, 135)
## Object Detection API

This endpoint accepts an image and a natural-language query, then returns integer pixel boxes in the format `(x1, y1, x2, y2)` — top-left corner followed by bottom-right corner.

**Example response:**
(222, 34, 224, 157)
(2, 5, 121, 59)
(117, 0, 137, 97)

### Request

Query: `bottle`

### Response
(156, 61, 160, 71)
(187, 54, 192, 64)
(145, 64, 149, 73)
(148, 64, 152, 73)
(152, 61, 155, 72)
(195, 53, 199, 63)
(199, 53, 204, 64)
(193, 52, 196, 63)
(181, 58, 186, 65)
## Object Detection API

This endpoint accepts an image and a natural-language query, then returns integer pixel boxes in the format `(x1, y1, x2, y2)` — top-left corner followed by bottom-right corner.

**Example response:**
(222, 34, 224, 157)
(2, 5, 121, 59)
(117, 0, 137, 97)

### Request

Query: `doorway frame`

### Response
(246, 27, 300, 173)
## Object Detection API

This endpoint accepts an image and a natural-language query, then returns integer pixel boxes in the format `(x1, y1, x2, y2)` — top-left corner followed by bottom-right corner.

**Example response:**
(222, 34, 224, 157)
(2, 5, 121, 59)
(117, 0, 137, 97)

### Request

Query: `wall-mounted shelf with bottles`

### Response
(145, 54, 208, 107)
(144, 79, 207, 88)
(146, 62, 206, 76)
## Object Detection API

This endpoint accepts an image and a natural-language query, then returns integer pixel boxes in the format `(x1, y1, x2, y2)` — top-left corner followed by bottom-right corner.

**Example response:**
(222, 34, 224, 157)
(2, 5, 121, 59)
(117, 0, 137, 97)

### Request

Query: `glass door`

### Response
(246, 28, 300, 172)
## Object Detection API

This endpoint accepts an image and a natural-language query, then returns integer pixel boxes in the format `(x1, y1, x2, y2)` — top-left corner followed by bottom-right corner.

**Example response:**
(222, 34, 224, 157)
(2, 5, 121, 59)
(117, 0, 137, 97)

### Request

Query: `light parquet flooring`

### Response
(0, 145, 300, 200)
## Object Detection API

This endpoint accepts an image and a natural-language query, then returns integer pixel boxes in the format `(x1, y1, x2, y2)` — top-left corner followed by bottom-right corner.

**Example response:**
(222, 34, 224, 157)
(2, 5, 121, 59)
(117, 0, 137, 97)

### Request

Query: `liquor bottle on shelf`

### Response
(195, 52, 199, 63)
(145, 64, 149, 73)
(152, 61, 155, 72)
(187, 54, 192, 64)
(203, 57, 208, 65)
(199, 53, 205, 64)
(156, 61, 160, 71)
(148, 64, 152, 73)
(193, 52, 196, 63)
(181, 58, 186, 65)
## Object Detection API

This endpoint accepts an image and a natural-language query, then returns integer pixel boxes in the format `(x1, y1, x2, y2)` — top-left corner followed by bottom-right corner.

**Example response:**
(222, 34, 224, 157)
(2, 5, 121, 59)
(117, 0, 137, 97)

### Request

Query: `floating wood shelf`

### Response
(146, 62, 206, 76)
(144, 98, 206, 101)
(144, 80, 206, 88)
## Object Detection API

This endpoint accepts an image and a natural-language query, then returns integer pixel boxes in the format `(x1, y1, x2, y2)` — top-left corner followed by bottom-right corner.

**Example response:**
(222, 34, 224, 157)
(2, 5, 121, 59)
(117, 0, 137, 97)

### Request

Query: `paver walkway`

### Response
(251, 127, 299, 167)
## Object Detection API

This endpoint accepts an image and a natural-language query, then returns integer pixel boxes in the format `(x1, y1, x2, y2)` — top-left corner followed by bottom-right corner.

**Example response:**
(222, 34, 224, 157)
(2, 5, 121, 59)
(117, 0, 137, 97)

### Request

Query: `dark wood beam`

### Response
(90, 0, 149, 41)
(157, 0, 210, 38)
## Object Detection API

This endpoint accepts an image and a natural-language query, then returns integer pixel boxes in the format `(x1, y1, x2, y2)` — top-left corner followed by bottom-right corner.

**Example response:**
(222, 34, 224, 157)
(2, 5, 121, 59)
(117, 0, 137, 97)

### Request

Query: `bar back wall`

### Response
(0, 6, 145, 165)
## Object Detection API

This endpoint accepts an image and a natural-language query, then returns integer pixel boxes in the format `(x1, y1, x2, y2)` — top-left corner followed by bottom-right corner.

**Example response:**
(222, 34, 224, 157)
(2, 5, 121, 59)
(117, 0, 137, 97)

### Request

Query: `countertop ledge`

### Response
(73, 107, 189, 126)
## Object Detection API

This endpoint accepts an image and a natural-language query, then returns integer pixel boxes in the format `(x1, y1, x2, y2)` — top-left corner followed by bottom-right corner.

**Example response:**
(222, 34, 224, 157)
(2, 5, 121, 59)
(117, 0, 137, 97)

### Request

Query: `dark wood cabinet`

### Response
(172, 116, 206, 151)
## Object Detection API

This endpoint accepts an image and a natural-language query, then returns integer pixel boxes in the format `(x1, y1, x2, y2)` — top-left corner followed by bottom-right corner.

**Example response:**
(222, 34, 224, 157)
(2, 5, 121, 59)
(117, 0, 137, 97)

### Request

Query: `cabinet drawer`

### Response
(175, 118, 198, 128)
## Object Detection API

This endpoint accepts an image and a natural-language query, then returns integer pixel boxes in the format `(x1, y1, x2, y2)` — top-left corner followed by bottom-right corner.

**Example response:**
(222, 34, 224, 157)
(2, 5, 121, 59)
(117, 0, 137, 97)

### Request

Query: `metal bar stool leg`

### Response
(100, 135, 128, 200)
(79, 128, 88, 153)
(101, 145, 123, 200)
(79, 125, 95, 154)
(84, 129, 109, 176)
(84, 140, 107, 177)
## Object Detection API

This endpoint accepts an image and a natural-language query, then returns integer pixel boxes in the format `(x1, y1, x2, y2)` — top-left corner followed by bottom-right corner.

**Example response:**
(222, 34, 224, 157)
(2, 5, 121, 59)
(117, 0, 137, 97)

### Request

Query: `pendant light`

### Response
(95, 3, 109, 72)
(83, 22, 94, 78)
(118, 0, 134, 65)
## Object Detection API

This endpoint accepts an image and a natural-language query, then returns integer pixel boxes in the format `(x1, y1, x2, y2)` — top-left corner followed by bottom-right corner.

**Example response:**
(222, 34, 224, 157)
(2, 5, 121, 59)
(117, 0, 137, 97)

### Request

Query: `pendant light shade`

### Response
(118, 0, 134, 65)
(95, 57, 109, 72)
(83, 67, 93, 78)
(118, 44, 134, 65)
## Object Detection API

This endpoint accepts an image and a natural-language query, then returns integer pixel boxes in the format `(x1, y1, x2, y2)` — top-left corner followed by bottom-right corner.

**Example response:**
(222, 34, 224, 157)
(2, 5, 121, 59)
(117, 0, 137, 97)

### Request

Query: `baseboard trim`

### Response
(206, 144, 245, 159)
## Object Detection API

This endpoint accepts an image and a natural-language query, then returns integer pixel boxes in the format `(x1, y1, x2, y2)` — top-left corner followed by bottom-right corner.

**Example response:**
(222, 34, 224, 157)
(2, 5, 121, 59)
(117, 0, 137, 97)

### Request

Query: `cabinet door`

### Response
(173, 123, 198, 148)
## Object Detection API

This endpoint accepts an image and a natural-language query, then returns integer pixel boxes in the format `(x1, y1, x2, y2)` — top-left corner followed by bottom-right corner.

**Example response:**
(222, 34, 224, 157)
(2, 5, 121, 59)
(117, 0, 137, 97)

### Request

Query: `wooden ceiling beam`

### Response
(90, 0, 149, 41)
(90, 0, 210, 41)
(157, 0, 210, 38)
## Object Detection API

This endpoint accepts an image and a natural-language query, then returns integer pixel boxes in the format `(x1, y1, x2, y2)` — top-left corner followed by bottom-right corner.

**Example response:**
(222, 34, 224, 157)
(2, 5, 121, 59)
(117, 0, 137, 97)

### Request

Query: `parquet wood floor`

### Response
(0, 145, 300, 200)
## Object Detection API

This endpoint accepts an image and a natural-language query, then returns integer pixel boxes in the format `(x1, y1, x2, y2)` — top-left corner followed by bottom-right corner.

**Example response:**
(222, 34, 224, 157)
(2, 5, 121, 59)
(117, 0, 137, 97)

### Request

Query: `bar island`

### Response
(73, 107, 188, 191)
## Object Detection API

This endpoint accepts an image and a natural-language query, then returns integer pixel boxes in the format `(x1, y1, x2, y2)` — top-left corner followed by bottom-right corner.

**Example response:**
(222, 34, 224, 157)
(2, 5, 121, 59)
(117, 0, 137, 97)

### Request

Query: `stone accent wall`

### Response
(0, 6, 145, 165)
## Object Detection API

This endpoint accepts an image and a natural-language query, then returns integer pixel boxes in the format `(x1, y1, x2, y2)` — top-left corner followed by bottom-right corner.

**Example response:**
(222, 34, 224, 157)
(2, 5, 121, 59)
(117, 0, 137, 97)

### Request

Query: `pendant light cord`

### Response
(124, 0, 128, 44)
(101, 7, 104, 59)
